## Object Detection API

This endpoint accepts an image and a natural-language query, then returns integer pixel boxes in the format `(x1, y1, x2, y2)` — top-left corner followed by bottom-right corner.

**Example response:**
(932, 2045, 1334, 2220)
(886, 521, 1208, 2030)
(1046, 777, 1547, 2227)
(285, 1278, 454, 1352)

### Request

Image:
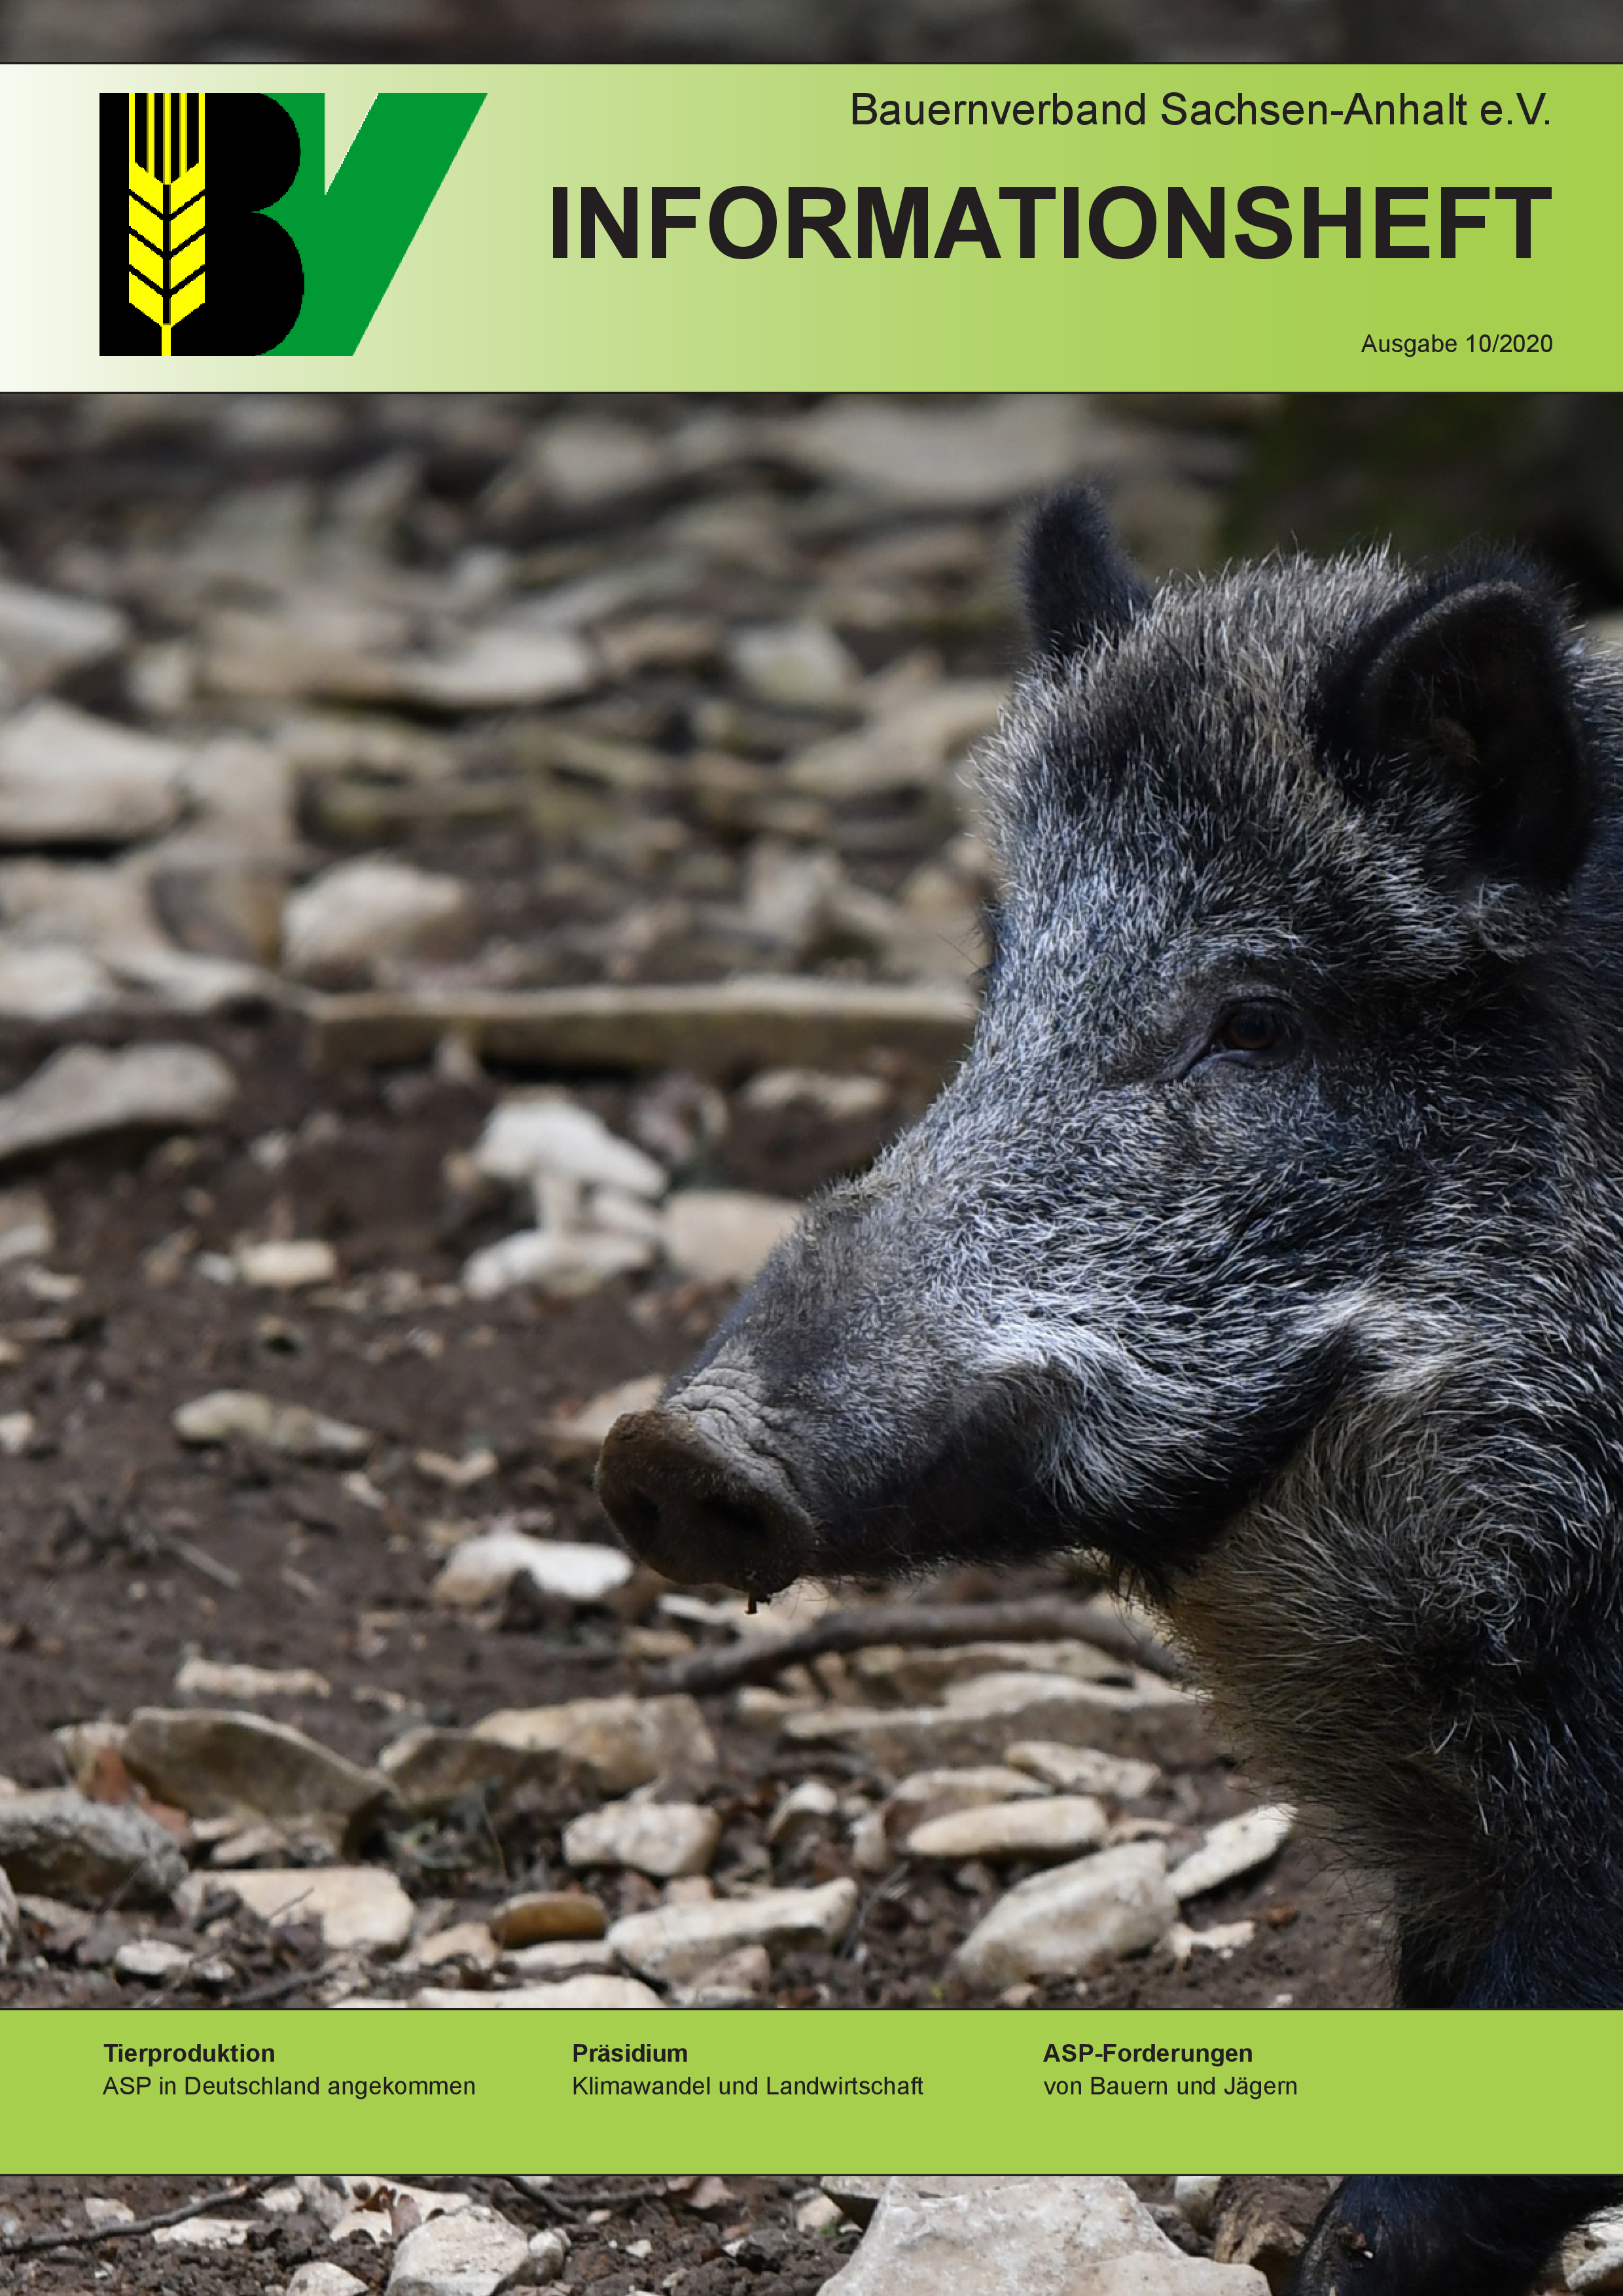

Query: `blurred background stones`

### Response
(5, 0, 1623, 61)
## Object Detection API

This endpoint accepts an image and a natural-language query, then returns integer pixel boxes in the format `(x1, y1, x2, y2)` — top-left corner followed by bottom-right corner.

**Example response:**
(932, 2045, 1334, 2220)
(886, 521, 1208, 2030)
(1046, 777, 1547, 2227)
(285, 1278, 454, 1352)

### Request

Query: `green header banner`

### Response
(0, 62, 1606, 387)
(5, 2009, 1620, 2172)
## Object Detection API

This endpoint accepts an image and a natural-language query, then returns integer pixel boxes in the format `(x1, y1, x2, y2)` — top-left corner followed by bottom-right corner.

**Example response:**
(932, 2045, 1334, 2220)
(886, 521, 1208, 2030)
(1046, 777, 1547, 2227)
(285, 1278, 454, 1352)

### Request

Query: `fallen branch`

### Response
(505, 2176, 583, 2223)
(574, 2179, 685, 2213)
(3, 2176, 281, 2258)
(226, 1960, 336, 2010)
(643, 1594, 1183, 1696)
(303, 975, 975, 1079)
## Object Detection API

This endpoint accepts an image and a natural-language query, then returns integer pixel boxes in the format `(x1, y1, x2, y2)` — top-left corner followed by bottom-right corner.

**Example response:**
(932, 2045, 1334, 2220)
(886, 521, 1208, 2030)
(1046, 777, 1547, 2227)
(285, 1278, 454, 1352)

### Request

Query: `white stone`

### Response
(1173, 2179, 1223, 2237)
(461, 1225, 654, 1299)
(817, 2176, 1266, 2296)
(735, 1685, 819, 1729)
(472, 1693, 717, 1794)
(661, 1190, 800, 1285)
(0, 1042, 234, 1166)
(905, 1795, 1108, 1863)
(501, 1939, 617, 1979)
(432, 1529, 633, 1610)
(1168, 1920, 1257, 1965)
(855, 1768, 1048, 1869)
(668, 1943, 773, 2007)
(0, 701, 187, 845)
(543, 1372, 664, 1459)
(850, 1640, 1125, 1700)
(185, 1866, 414, 1954)
(50, 1718, 126, 1792)
(0, 1410, 34, 1455)
(0, 855, 264, 1015)
(0, 1187, 54, 1265)
(174, 1658, 332, 1702)
(83, 2197, 137, 2227)
(951, 1842, 1179, 1990)
(152, 2218, 254, 2250)
(259, 2184, 308, 2213)
(202, 597, 406, 704)
(529, 414, 670, 509)
(775, 395, 1129, 509)
(390, 620, 592, 716)
(609, 1878, 857, 1984)
(1006, 1742, 1161, 1801)
(415, 1445, 500, 1489)
(288, 2267, 371, 2296)
(563, 1799, 721, 1879)
(0, 1862, 17, 1963)
(728, 620, 860, 709)
(0, 941, 112, 1021)
(403, 1920, 502, 1975)
(785, 1674, 1211, 1770)
(388, 2207, 530, 2296)
(0, 581, 126, 698)
(172, 1388, 372, 1461)
(1168, 1806, 1294, 1902)
(1563, 2204, 1623, 2291)
(767, 1778, 840, 1844)
(181, 730, 296, 844)
(18, 1267, 77, 1301)
(741, 838, 846, 957)
(850, 1808, 893, 1874)
(104, 941, 266, 1014)
(235, 1238, 338, 1289)
(785, 680, 1007, 800)
(416, 1975, 662, 2008)
(391, 621, 597, 711)
(520, 2229, 571, 2285)
(738, 1068, 890, 1120)
(473, 1094, 666, 1199)
(113, 1937, 192, 1981)
(282, 857, 475, 984)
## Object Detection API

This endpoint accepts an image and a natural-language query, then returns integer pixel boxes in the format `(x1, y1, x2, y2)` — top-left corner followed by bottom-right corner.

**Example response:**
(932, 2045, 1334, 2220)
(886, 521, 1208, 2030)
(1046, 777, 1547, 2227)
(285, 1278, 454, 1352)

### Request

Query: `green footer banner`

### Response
(0, 63, 1607, 386)
(3, 2009, 1618, 2171)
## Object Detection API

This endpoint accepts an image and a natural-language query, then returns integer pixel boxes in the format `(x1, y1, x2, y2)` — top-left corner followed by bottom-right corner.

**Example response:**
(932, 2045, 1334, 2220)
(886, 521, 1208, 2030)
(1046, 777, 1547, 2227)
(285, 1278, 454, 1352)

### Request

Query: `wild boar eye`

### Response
(1204, 1000, 1302, 1066)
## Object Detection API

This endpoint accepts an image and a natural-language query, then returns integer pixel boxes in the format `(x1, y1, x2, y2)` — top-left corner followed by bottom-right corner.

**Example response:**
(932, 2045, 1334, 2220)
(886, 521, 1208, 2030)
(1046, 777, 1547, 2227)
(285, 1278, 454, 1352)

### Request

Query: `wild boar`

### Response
(599, 488, 1623, 2289)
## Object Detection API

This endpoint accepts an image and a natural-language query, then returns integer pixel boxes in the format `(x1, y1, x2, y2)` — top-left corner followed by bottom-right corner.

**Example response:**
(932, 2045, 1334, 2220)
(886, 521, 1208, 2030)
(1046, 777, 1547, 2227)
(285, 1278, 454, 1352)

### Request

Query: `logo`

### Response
(101, 89, 484, 356)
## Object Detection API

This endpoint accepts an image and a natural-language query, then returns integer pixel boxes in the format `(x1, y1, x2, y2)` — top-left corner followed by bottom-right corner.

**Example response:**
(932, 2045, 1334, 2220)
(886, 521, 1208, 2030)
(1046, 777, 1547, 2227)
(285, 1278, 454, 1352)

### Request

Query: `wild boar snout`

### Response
(597, 1402, 814, 1595)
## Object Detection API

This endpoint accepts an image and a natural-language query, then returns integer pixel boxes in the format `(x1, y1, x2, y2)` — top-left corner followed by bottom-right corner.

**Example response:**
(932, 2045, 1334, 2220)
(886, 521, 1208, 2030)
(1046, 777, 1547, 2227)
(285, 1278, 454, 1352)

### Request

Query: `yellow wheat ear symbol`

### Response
(127, 92, 205, 356)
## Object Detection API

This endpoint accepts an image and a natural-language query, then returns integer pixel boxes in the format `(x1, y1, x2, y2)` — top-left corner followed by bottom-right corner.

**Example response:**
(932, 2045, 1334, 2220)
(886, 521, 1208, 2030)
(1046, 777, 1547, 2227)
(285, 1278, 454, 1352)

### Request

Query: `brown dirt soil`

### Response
(0, 2176, 1338, 2295)
(0, 1012, 1388, 2015)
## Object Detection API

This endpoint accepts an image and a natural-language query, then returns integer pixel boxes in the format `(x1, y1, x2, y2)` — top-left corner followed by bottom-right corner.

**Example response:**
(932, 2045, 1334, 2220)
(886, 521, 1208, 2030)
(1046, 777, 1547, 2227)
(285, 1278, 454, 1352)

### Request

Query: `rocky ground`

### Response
(0, 391, 1410, 2022)
(6, 2172, 1621, 2296)
(0, 2173, 1344, 2296)
(7, 0, 1622, 65)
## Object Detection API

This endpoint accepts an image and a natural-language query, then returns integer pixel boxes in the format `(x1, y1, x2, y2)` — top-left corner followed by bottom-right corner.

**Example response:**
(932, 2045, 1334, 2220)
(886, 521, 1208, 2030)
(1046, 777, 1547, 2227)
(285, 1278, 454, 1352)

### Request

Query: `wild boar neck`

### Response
(1166, 1362, 1623, 1958)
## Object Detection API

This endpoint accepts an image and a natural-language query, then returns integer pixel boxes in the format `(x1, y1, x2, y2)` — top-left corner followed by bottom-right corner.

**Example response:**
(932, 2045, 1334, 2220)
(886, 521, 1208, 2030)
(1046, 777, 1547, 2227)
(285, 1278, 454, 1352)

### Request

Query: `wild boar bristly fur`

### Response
(598, 486, 1623, 2288)
(988, 524, 1623, 2005)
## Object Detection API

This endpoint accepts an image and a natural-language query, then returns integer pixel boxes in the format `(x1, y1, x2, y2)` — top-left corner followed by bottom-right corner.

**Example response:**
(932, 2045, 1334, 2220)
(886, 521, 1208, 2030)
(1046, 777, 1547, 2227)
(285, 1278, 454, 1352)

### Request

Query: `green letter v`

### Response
(266, 92, 484, 355)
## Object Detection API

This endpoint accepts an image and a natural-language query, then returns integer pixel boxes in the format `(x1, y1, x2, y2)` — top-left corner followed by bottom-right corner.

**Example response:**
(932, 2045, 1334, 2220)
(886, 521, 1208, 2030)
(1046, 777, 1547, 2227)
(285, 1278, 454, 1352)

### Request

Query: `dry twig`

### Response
(643, 1594, 1181, 1696)
(3, 2176, 281, 2258)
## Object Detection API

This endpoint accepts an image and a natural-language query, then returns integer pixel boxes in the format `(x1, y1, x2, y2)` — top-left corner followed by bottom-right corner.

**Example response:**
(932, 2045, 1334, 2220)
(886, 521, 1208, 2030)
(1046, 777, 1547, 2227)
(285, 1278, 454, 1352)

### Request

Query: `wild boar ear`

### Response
(1346, 579, 1594, 889)
(1022, 486, 1149, 664)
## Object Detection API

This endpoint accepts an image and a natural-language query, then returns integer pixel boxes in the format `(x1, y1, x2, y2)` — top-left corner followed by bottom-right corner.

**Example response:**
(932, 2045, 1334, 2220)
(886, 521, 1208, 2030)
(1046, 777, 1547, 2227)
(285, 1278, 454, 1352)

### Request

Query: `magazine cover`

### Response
(0, 7, 1618, 2295)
